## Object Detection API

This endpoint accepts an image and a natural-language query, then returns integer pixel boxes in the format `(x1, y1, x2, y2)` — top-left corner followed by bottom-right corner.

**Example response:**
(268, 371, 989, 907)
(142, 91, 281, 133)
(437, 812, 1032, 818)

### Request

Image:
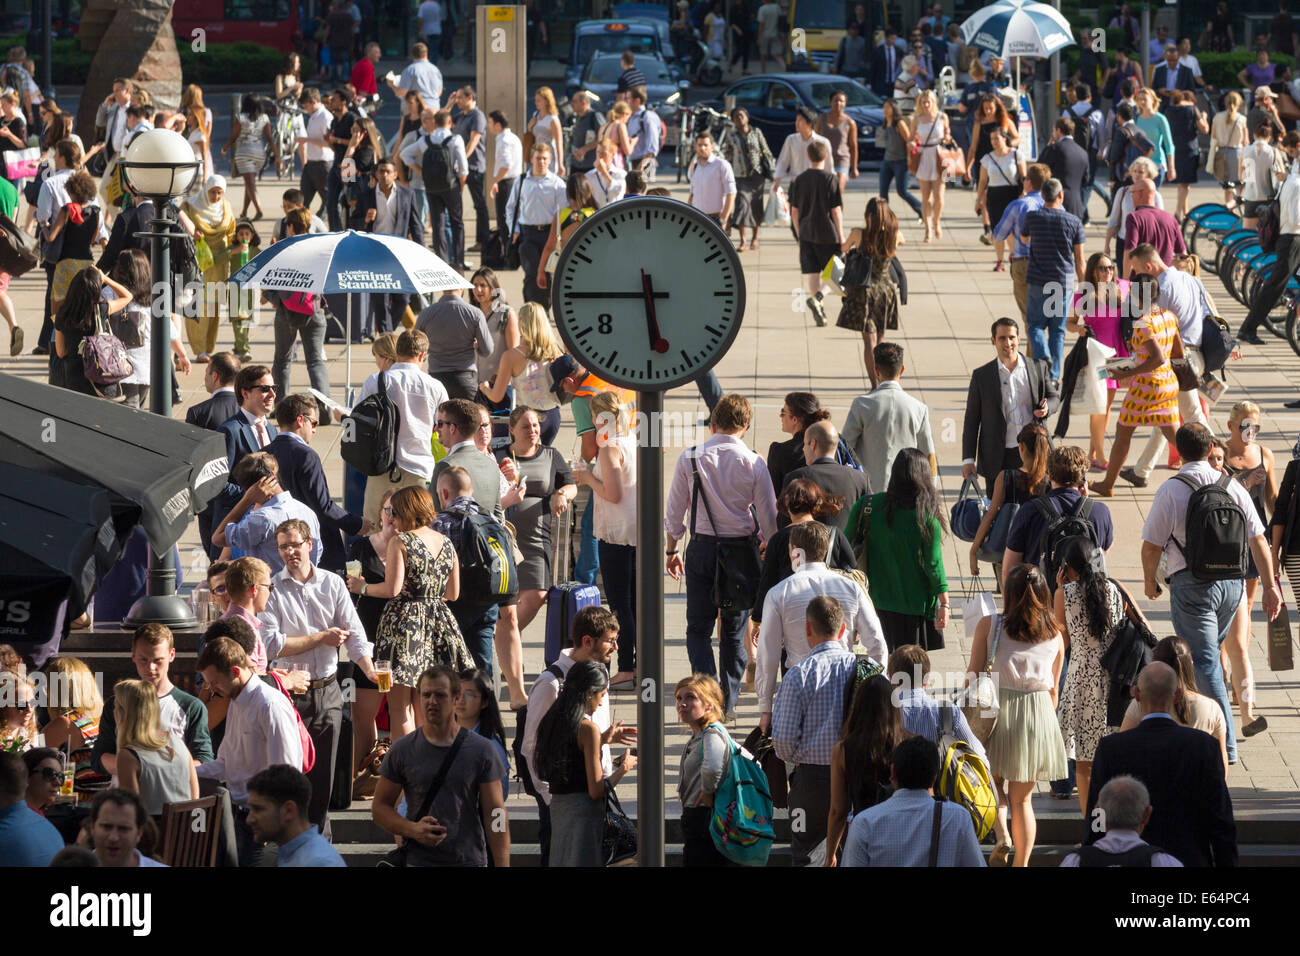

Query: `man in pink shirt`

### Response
(220, 557, 272, 674)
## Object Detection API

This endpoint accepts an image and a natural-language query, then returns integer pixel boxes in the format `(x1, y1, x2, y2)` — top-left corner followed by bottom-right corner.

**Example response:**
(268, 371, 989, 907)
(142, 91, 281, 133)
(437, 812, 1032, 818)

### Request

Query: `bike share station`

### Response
(552, 196, 746, 865)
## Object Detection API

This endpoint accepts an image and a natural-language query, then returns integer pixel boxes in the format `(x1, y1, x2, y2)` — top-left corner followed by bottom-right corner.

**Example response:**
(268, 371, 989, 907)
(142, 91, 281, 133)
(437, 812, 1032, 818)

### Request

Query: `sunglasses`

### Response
(38, 767, 64, 784)
(254, 385, 276, 394)
(211, 584, 228, 595)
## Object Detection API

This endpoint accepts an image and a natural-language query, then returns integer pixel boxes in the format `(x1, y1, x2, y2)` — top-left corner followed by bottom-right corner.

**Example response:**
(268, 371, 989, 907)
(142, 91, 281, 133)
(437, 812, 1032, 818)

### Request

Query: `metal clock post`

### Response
(551, 197, 746, 866)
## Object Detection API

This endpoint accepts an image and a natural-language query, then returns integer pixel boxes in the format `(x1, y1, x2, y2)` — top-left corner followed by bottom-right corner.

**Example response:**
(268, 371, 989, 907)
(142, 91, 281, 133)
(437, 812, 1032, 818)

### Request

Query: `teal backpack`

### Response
(706, 723, 775, 866)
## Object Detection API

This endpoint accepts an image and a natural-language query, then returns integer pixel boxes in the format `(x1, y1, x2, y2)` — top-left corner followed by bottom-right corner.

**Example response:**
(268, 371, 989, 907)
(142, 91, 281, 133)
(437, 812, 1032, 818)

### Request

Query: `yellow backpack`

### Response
(936, 702, 998, 843)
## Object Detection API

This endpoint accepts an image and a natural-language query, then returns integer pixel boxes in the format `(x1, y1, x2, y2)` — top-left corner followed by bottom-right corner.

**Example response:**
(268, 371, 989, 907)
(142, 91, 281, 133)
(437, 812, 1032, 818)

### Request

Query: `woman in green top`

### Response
(1134, 88, 1176, 187)
(858, 447, 950, 651)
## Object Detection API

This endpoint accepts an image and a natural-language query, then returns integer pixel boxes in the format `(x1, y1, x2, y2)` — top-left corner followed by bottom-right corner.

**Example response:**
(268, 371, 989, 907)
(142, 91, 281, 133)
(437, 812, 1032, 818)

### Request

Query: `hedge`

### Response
(11, 36, 294, 88)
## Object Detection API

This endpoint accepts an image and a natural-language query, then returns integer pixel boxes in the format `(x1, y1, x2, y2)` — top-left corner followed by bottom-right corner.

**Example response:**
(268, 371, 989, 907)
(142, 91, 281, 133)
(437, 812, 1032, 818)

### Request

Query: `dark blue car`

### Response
(706, 74, 886, 168)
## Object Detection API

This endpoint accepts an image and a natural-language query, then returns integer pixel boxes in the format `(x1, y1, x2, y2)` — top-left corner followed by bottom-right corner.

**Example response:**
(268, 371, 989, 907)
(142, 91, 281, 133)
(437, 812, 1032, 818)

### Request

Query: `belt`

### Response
(295, 674, 338, 691)
(520, 223, 549, 231)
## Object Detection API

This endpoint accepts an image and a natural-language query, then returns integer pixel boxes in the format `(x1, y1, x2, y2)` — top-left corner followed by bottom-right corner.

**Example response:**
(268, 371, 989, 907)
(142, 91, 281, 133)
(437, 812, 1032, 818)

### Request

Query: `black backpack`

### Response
(1032, 495, 1100, 586)
(512, 663, 565, 798)
(1171, 473, 1249, 580)
(1258, 183, 1284, 254)
(455, 511, 520, 606)
(1073, 106, 1100, 159)
(340, 370, 402, 479)
(842, 654, 884, 726)
(422, 134, 458, 193)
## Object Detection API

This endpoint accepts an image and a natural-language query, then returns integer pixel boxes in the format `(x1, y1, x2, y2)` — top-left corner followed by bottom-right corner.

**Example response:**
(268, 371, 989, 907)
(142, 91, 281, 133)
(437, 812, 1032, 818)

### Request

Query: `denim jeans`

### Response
(598, 540, 637, 673)
(684, 536, 750, 714)
(575, 495, 600, 585)
(1168, 570, 1242, 761)
(879, 159, 923, 216)
(1026, 281, 1071, 380)
(451, 601, 498, 677)
(696, 370, 723, 412)
(273, 309, 332, 403)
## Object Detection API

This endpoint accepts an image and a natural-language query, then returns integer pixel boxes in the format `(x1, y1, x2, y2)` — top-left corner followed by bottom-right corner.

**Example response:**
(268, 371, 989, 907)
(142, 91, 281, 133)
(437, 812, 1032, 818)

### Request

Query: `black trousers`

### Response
(433, 369, 478, 401)
(326, 164, 346, 231)
(369, 291, 419, 337)
(534, 794, 552, 866)
(429, 186, 465, 266)
(293, 677, 343, 840)
(495, 176, 516, 231)
(301, 160, 329, 216)
(681, 805, 736, 866)
(37, 262, 55, 349)
(1241, 232, 1300, 335)
(982, 446, 1023, 498)
(518, 224, 550, 305)
(787, 763, 832, 867)
(466, 170, 490, 245)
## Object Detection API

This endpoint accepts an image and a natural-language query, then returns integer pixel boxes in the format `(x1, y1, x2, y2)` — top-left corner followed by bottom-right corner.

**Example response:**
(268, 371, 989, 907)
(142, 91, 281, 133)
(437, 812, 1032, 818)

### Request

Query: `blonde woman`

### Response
(530, 87, 565, 177)
(913, 89, 950, 242)
(112, 679, 199, 817)
(600, 101, 633, 169)
(675, 674, 735, 867)
(1133, 88, 1176, 187)
(479, 301, 566, 445)
(180, 175, 237, 362)
(574, 390, 639, 688)
(40, 656, 110, 808)
(1210, 90, 1247, 207)
(180, 84, 213, 194)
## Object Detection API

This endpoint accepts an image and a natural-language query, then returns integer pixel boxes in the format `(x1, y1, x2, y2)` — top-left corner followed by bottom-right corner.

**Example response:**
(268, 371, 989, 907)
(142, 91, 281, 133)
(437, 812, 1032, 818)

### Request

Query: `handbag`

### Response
(741, 726, 788, 809)
(690, 449, 762, 612)
(959, 613, 1000, 745)
(193, 234, 215, 273)
(1211, 147, 1228, 182)
(976, 470, 1020, 563)
(375, 727, 469, 867)
(109, 305, 146, 350)
(1172, 358, 1199, 392)
(961, 578, 997, 640)
(937, 138, 967, 179)
(2, 145, 39, 181)
(602, 781, 638, 865)
(1268, 578, 1295, 671)
(0, 210, 38, 278)
(1199, 314, 1233, 374)
(950, 476, 989, 542)
(79, 300, 135, 386)
(840, 247, 874, 290)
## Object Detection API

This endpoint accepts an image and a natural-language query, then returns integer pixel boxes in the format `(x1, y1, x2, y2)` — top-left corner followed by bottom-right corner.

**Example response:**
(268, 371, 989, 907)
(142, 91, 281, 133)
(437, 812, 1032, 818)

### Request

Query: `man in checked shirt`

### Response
(771, 595, 857, 867)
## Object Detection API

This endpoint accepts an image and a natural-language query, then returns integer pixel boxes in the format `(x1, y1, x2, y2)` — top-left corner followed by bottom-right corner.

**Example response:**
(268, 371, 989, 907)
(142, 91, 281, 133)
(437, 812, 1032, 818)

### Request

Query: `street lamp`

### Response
(119, 128, 201, 630)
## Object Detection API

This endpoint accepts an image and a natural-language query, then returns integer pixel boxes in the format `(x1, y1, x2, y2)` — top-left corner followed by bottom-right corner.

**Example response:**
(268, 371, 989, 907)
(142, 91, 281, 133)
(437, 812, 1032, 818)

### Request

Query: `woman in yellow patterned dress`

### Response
(1090, 276, 1185, 497)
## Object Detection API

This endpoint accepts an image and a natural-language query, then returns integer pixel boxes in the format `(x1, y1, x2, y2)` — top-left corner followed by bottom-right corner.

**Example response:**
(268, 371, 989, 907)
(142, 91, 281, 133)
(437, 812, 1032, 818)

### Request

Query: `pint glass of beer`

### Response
(375, 661, 393, 693)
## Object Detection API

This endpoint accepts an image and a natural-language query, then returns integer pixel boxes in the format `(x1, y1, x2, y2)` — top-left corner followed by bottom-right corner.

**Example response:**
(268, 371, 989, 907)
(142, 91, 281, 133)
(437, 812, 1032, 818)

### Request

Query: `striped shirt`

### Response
(771, 641, 857, 766)
(1021, 204, 1085, 287)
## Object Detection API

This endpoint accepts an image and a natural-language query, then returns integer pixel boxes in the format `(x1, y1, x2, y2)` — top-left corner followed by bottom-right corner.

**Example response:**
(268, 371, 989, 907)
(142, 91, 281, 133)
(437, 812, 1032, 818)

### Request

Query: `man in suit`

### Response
(212, 364, 280, 552)
(782, 421, 871, 534)
(267, 393, 369, 573)
(1152, 44, 1196, 114)
(348, 159, 424, 339)
(187, 352, 242, 555)
(869, 26, 903, 97)
(1086, 663, 1237, 867)
(961, 317, 1057, 496)
(841, 342, 936, 495)
(1038, 116, 1091, 221)
(96, 186, 154, 271)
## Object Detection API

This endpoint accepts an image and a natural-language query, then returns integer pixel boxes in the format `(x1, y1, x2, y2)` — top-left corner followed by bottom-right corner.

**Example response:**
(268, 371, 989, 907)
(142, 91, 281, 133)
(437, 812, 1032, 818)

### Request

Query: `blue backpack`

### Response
(835, 437, 863, 473)
(707, 723, 775, 866)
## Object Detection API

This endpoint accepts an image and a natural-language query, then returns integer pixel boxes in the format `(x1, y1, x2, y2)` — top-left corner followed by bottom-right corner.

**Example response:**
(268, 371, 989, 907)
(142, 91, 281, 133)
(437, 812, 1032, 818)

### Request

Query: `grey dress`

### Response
(495, 446, 574, 591)
(127, 745, 194, 816)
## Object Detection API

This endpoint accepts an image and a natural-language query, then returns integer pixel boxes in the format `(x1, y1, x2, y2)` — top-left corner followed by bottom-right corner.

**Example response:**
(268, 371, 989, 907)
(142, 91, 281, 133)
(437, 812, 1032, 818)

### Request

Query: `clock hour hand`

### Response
(640, 269, 670, 354)
(564, 291, 669, 299)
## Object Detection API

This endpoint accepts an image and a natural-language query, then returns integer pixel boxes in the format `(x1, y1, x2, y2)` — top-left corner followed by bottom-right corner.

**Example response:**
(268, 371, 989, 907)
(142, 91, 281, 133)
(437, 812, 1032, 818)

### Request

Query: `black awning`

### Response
(0, 372, 230, 551)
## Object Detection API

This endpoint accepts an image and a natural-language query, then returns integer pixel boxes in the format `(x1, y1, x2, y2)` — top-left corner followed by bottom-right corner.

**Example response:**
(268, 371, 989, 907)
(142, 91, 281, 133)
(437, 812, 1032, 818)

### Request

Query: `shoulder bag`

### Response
(907, 119, 939, 175)
(603, 781, 638, 865)
(79, 300, 135, 387)
(376, 727, 469, 867)
(959, 613, 1001, 745)
(976, 470, 1021, 563)
(690, 448, 762, 612)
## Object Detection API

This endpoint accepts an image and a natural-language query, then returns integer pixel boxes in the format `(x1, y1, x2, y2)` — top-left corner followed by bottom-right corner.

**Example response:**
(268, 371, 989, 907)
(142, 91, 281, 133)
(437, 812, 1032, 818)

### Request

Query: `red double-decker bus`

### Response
(171, 0, 302, 54)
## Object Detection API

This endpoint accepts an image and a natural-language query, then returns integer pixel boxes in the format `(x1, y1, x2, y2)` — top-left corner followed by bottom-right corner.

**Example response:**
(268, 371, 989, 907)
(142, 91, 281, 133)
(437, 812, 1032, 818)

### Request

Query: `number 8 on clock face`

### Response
(552, 197, 747, 393)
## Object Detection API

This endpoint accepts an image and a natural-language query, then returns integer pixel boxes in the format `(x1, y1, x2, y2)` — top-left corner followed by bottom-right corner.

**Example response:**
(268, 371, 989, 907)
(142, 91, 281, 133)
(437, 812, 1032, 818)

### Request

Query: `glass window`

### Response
(803, 80, 883, 108)
(585, 55, 672, 84)
(577, 33, 658, 63)
(791, 0, 848, 30)
(728, 81, 768, 108)
(225, 0, 291, 19)
(767, 82, 799, 110)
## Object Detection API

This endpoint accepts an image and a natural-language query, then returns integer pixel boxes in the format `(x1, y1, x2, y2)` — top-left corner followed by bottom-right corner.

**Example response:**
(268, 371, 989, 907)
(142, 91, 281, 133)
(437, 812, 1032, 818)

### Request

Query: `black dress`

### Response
(348, 534, 390, 691)
(766, 432, 807, 498)
(1167, 104, 1200, 185)
(49, 312, 95, 395)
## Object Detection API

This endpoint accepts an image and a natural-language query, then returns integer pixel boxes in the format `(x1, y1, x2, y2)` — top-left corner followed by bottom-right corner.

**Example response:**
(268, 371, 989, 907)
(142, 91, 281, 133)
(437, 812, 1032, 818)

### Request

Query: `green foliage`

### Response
(1196, 52, 1295, 91)
(8, 36, 289, 87)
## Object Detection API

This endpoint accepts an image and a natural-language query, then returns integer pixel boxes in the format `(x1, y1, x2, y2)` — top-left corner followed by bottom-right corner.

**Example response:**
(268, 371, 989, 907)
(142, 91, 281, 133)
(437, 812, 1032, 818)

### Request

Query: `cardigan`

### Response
(858, 493, 948, 618)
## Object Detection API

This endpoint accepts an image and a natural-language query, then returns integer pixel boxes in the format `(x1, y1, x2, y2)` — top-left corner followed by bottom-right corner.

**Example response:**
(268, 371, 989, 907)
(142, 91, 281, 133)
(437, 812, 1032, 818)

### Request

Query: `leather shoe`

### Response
(1089, 482, 1114, 497)
(1238, 331, 1266, 345)
(1119, 466, 1147, 488)
(1284, 399, 1300, 409)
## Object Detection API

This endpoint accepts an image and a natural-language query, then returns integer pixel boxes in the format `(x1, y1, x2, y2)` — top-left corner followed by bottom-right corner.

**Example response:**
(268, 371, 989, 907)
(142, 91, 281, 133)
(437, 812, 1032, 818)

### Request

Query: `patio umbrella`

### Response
(229, 230, 472, 402)
(959, 0, 1075, 89)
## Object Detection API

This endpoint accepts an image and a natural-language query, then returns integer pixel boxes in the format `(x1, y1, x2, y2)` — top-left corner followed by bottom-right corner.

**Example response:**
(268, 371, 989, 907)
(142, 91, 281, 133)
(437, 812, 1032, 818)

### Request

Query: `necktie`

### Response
(255, 420, 269, 448)
(887, 48, 894, 79)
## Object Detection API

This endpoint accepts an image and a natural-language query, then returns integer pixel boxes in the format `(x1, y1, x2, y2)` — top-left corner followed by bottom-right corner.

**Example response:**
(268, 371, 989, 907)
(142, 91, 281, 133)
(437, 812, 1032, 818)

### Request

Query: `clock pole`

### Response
(636, 387, 666, 867)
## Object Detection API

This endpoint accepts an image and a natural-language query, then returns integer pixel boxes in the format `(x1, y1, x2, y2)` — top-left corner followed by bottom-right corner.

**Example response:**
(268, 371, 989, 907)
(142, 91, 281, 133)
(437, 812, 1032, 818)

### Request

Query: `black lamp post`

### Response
(118, 128, 202, 629)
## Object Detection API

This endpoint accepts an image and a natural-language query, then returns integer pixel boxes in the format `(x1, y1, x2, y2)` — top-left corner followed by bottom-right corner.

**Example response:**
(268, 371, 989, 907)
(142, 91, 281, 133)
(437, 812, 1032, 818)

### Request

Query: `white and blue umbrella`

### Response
(231, 230, 471, 398)
(960, 0, 1075, 87)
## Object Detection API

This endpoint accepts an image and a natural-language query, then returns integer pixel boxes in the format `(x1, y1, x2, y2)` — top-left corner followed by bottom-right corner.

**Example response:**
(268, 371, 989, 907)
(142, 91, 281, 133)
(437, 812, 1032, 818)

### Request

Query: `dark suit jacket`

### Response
(781, 457, 872, 534)
(213, 412, 279, 529)
(869, 45, 901, 97)
(962, 354, 1059, 491)
(1039, 137, 1090, 219)
(1152, 64, 1196, 109)
(766, 433, 808, 499)
(96, 200, 154, 271)
(186, 389, 241, 432)
(348, 182, 424, 245)
(267, 433, 363, 572)
(1086, 717, 1237, 867)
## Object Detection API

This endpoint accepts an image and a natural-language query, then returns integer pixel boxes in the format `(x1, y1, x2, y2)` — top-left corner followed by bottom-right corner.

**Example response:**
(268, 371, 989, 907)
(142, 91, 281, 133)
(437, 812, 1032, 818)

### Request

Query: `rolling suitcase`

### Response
(544, 506, 600, 666)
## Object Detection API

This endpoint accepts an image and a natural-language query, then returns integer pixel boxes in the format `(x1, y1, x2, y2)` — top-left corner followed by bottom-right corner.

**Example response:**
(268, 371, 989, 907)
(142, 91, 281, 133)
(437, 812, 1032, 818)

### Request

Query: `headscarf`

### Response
(189, 174, 229, 228)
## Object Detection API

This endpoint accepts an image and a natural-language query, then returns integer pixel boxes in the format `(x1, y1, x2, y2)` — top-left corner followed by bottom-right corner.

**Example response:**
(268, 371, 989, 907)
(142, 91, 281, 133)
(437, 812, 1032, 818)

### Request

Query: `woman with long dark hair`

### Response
(471, 267, 520, 399)
(825, 674, 905, 865)
(766, 391, 831, 495)
(457, 668, 510, 797)
(222, 93, 278, 219)
(976, 127, 1025, 269)
(861, 448, 950, 651)
(535, 659, 612, 866)
(838, 197, 902, 386)
(51, 265, 133, 398)
(1051, 537, 1124, 816)
(1119, 636, 1229, 774)
(109, 248, 192, 408)
(877, 99, 923, 220)
(971, 564, 1066, 866)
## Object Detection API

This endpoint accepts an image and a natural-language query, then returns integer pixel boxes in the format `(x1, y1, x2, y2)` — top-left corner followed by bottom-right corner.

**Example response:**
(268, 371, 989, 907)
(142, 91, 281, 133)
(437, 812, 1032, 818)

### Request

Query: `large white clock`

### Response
(552, 197, 746, 392)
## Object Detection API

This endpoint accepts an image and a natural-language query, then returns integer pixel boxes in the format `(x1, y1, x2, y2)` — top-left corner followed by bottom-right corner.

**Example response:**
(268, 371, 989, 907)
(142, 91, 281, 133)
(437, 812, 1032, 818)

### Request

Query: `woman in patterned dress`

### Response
(1090, 277, 1185, 497)
(346, 486, 473, 739)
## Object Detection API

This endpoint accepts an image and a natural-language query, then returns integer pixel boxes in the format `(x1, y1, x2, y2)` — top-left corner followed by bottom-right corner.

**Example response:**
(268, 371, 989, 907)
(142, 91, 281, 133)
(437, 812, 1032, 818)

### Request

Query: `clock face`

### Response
(552, 197, 746, 392)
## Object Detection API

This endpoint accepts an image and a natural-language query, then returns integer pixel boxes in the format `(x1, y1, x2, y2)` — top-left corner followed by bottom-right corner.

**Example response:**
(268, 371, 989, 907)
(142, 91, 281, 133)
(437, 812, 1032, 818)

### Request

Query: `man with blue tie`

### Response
(267, 394, 371, 573)
(188, 352, 243, 555)
(869, 27, 902, 97)
(213, 365, 281, 555)
(211, 452, 323, 572)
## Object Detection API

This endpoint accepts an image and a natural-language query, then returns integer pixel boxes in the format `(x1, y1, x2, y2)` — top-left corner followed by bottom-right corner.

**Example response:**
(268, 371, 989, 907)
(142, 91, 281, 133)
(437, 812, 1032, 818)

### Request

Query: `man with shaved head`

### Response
(1060, 775, 1183, 866)
(781, 420, 871, 534)
(1085, 662, 1238, 867)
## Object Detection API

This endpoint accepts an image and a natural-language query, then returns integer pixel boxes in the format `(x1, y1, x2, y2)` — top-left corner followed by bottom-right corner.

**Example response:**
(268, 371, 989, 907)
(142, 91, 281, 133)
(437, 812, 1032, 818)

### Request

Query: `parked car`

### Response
(566, 52, 687, 147)
(563, 19, 684, 95)
(704, 74, 886, 167)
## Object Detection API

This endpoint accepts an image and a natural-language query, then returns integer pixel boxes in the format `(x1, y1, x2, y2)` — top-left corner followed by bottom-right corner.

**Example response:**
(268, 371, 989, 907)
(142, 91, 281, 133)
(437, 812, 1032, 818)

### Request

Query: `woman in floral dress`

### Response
(1090, 276, 1185, 497)
(346, 486, 473, 739)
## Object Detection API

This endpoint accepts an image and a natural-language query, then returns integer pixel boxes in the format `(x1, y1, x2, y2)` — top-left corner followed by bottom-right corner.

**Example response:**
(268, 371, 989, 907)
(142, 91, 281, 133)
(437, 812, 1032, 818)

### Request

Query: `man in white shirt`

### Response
(90, 790, 170, 867)
(33, 138, 81, 355)
(1140, 423, 1280, 766)
(197, 637, 305, 866)
(295, 88, 335, 215)
(506, 143, 566, 304)
(586, 138, 627, 208)
(359, 329, 449, 524)
(488, 109, 524, 231)
(626, 87, 662, 179)
(1176, 37, 1204, 87)
(688, 131, 737, 225)
(756, 0, 783, 72)
(772, 107, 833, 197)
(1239, 131, 1300, 344)
(1060, 775, 1183, 867)
(388, 41, 443, 109)
(261, 518, 376, 838)
(400, 108, 468, 268)
(842, 342, 937, 493)
(520, 605, 636, 867)
(416, 0, 443, 57)
(757, 522, 885, 729)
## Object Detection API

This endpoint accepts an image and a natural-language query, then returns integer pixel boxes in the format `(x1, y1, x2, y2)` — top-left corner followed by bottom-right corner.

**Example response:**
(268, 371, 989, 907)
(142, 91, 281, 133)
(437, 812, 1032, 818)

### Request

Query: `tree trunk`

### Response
(76, 0, 182, 143)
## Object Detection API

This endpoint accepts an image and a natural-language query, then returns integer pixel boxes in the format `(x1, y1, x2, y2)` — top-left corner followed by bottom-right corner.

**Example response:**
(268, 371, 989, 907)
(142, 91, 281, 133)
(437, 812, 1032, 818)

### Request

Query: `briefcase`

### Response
(1268, 584, 1295, 671)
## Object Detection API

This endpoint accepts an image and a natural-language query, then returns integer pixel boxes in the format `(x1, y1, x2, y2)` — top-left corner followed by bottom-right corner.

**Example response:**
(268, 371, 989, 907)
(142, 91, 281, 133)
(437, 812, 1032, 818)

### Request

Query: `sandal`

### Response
(989, 843, 1014, 867)
(1242, 716, 1269, 737)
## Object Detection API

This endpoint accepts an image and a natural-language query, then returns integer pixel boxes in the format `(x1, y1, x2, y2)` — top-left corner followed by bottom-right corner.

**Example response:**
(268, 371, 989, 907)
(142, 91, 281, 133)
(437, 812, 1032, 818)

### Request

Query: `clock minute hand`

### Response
(640, 269, 670, 354)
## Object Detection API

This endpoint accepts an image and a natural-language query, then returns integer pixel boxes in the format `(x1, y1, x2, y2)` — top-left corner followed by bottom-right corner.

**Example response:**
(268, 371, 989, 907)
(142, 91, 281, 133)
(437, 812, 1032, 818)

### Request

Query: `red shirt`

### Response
(350, 58, 377, 96)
